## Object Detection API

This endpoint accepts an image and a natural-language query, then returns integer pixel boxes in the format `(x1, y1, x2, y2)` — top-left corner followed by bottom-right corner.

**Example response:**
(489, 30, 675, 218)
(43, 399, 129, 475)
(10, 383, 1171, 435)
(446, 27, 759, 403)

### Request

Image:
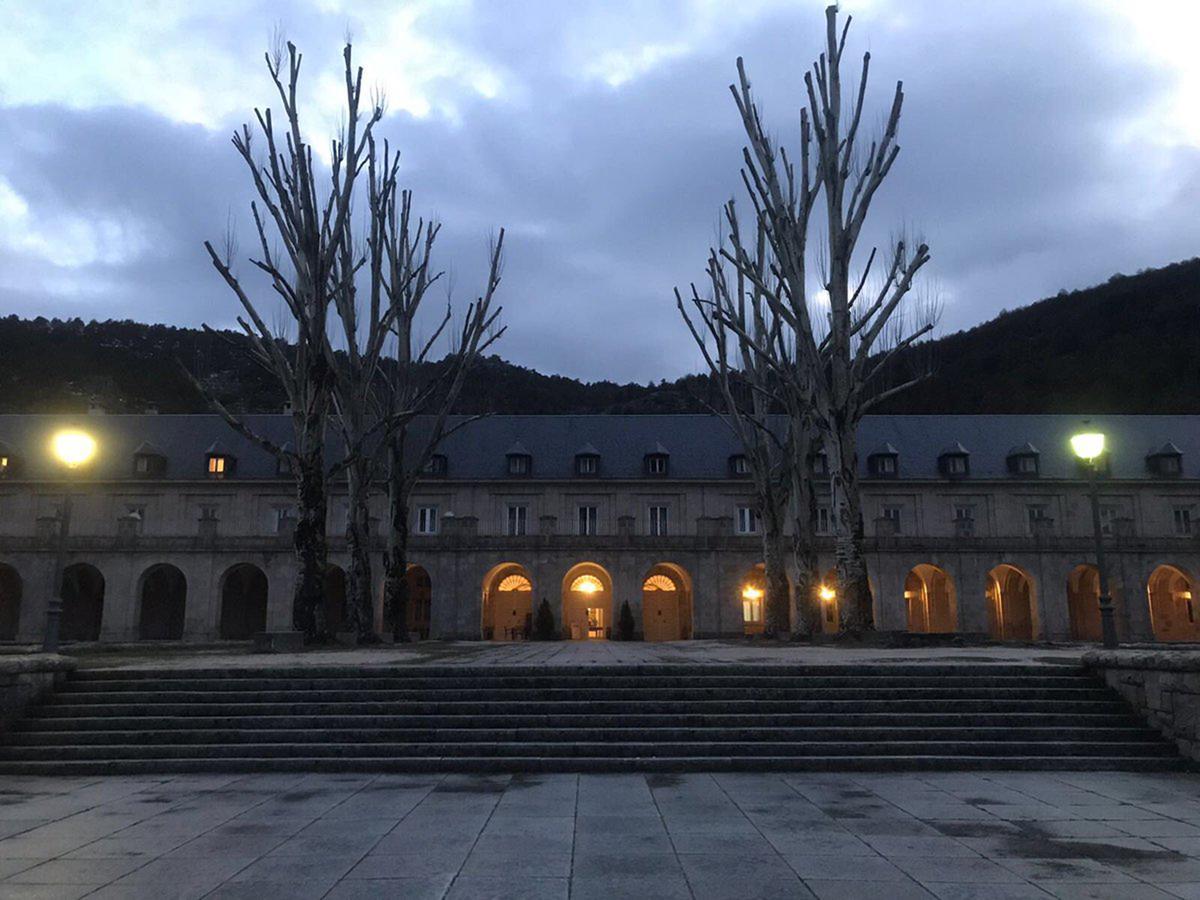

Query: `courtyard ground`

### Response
(3, 771, 1200, 898)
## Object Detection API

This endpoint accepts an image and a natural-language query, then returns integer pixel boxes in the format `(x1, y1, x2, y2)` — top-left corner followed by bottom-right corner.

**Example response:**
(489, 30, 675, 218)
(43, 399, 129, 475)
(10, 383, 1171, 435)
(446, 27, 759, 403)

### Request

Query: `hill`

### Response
(0, 258, 1197, 415)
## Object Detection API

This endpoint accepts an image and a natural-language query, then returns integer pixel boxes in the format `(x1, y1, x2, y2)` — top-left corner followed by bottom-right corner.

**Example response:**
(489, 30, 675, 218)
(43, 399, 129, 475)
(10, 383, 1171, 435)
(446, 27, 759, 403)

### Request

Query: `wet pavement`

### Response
(3, 771, 1200, 897)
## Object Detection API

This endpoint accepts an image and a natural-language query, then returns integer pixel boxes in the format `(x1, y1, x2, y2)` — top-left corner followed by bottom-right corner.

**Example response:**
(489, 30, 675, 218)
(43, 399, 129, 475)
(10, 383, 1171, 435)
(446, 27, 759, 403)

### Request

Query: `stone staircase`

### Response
(0, 663, 1186, 773)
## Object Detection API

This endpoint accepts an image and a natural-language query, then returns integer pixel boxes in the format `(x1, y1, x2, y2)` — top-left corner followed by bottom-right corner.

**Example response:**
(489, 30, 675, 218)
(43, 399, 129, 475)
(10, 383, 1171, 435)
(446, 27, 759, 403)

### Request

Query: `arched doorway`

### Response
(482, 563, 533, 641)
(818, 568, 839, 634)
(986, 564, 1037, 641)
(405, 565, 431, 640)
(0, 564, 21, 641)
(562, 563, 612, 640)
(219, 564, 268, 639)
(1067, 564, 1115, 642)
(138, 564, 186, 640)
(61, 563, 104, 642)
(741, 565, 767, 636)
(905, 564, 957, 633)
(324, 565, 347, 636)
(642, 563, 692, 642)
(1147, 565, 1200, 642)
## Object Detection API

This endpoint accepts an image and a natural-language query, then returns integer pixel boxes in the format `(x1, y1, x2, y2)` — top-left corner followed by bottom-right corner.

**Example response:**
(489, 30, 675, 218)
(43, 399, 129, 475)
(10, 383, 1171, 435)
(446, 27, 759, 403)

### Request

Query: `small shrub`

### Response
(533, 598, 557, 640)
(616, 600, 636, 641)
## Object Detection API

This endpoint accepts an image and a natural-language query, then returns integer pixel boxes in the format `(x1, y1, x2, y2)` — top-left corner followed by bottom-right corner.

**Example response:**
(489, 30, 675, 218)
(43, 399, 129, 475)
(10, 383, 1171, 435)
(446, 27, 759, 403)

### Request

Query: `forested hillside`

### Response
(0, 258, 1197, 415)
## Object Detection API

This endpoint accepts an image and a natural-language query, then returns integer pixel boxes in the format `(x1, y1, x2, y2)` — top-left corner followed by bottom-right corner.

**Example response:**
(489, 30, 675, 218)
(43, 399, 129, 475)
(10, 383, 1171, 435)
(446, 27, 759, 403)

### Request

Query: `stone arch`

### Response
(219, 563, 268, 640)
(740, 564, 767, 636)
(1147, 564, 1200, 642)
(0, 564, 21, 641)
(905, 564, 958, 634)
(562, 562, 613, 640)
(642, 562, 693, 642)
(137, 564, 186, 640)
(482, 563, 534, 641)
(818, 567, 840, 635)
(985, 564, 1039, 641)
(1066, 564, 1104, 642)
(324, 565, 347, 637)
(61, 563, 105, 642)
(405, 565, 432, 640)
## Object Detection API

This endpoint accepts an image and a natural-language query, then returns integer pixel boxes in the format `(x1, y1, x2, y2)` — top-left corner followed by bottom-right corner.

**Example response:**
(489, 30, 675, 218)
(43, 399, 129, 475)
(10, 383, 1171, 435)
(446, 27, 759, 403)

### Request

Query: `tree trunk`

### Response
(789, 465, 821, 637)
(343, 463, 375, 641)
(292, 449, 328, 642)
(761, 505, 791, 638)
(827, 426, 873, 633)
(382, 442, 411, 641)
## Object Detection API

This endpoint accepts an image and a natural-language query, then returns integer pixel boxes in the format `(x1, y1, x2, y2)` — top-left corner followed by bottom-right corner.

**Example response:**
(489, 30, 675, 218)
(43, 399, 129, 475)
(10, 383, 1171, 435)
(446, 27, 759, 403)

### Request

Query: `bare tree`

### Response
(185, 41, 382, 641)
(718, 5, 934, 633)
(376, 207, 506, 641)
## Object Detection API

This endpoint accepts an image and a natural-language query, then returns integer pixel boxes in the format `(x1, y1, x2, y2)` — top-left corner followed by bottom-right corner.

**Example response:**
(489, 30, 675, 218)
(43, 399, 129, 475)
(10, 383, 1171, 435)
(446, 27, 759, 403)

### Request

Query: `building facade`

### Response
(0, 413, 1198, 644)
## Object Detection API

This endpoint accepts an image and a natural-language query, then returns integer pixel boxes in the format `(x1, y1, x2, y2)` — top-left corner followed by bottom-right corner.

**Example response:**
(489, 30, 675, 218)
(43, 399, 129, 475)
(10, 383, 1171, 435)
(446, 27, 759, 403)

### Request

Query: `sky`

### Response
(1, 0, 1198, 383)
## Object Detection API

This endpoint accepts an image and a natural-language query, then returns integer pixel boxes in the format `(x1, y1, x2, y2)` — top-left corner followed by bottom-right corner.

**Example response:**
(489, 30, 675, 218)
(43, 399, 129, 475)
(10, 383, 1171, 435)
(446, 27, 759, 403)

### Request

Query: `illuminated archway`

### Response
(61, 563, 105, 642)
(642, 563, 693, 642)
(0, 564, 21, 641)
(985, 564, 1038, 641)
(561, 563, 613, 640)
(482, 563, 534, 641)
(219, 563, 268, 639)
(741, 565, 767, 636)
(1066, 564, 1125, 642)
(1147, 565, 1199, 642)
(138, 564, 186, 640)
(324, 565, 347, 636)
(905, 564, 957, 634)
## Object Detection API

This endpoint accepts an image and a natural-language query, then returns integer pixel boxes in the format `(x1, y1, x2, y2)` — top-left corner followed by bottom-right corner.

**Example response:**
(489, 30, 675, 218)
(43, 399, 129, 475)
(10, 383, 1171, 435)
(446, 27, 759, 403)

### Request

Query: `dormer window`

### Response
(644, 442, 670, 478)
(867, 444, 899, 479)
(938, 442, 970, 479)
(1006, 443, 1040, 478)
(810, 451, 829, 477)
(204, 441, 236, 479)
(423, 454, 448, 477)
(575, 444, 600, 477)
(506, 442, 532, 477)
(131, 441, 167, 478)
(1147, 443, 1183, 478)
(729, 454, 751, 478)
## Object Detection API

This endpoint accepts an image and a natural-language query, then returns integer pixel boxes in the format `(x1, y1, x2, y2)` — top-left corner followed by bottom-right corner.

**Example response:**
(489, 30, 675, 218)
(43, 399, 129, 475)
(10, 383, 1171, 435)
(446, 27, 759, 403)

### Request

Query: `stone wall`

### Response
(0, 655, 76, 728)
(1084, 649, 1200, 760)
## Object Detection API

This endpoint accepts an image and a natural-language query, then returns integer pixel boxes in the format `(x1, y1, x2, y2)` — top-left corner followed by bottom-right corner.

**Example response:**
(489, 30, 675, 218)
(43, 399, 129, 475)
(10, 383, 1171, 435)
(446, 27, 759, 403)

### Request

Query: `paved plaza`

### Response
(3, 771, 1200, 898)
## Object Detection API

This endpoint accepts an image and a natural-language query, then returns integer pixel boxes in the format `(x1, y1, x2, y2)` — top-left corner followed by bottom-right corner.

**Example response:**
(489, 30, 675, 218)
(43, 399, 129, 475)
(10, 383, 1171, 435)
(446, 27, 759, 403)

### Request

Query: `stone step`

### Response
(44, 686, 1118, 704)
(31, 698, 1133, 717)
(5, 726, 1161, 746)
(0, 755, 1187, 775)
(0, 740, 1177, 761)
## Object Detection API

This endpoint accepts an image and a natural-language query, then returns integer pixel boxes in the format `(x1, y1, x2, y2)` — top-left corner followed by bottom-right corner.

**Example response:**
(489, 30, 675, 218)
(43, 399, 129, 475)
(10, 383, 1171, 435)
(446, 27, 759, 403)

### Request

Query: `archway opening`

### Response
(0, 564, 21, 641)
(642, 563, 693, 642)
(219, 563, 268, 639)
(138, 564, 186, 640)
(905, 564, 957, 634)
(324, 565, 347, 636)
(741, 565, 767, 636)
(1067, 564, 1114, 642)
(1147, 565, 1199, 642)
(562, 563, 613, 640)
(482, 563, 533, 641)
(985, 564, 1037, 641)
(405, 565, 431, 640)
(61, 563, 104, 642)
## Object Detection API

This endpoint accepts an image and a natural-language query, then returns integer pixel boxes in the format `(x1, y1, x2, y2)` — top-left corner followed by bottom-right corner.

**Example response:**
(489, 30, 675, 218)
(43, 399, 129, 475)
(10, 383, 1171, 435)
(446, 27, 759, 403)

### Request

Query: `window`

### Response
(944, 455, 968, 476)
(881, 505, 903, 534)
(416, 505, 439, 535)
(506, 504, 528, 536)
(1174, 507, 1193, 536)
(199, 504, 219, 521)
(730, 455, 751, 477)
(954, 504, 975, 521)
(1099, 504, 1119, 537)
(134, 455, 151, 474)
(577, 505, 598, 536)
(0, 455, 8, 478)
(1017, 455, 1038, 474)
(1026, 505, 1049, 535)
(1158, 456, 1182, 476)
(877, 456, 896, 475)
(423, 454, 447, 476)
(648, 505, 668, 536)
(125, 505, 145, 535)
(576, 455, 597, 476)
(868, 450, 899, 478)
(742, 589, 763, 626)
(276, 455, 293, 477)
(272, 505, 292, 533)
(646, 454, 668, 476)
(816, 507, 831, 534)
(207, 455, 229, 478)
(810, 453, 829, 477)
(736, 506, 760, 535)
(508, 454, 530, 476)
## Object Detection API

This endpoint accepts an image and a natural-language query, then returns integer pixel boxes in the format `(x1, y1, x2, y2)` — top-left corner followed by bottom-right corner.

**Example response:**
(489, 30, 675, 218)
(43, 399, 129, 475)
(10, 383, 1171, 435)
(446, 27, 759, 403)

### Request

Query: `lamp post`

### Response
(43, 430, 96, 653)
(1070, 431, 1118, 649)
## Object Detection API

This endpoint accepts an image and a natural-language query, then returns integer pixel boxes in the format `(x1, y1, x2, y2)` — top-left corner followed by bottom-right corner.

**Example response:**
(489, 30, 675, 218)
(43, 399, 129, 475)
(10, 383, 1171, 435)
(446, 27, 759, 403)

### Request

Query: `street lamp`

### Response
(43, 429, 96, 652)
(1071, 430, 1118, 649)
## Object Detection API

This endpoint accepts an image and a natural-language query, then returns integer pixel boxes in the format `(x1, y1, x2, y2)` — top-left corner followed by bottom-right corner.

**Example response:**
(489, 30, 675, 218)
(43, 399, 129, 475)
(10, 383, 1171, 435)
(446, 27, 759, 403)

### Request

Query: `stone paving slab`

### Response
(54, 639, 1093, 672)
(4, 772, 1200, 896)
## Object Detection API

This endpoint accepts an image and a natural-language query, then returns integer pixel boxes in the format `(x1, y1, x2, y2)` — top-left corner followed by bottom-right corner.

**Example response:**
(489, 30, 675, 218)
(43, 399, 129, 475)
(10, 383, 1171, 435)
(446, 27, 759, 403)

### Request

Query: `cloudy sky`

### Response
(1, 0, 1198, 382)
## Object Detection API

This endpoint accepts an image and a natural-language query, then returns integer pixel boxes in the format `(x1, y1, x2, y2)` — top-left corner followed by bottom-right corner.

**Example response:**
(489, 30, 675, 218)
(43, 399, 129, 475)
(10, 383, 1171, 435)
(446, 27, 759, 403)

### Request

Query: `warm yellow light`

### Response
(52, 430, 96, 468)
(819, 585, 836, 603)
(571, 574, 603, 594)
(1070, 432, 1105, 462)
(742, 585, 763, 601)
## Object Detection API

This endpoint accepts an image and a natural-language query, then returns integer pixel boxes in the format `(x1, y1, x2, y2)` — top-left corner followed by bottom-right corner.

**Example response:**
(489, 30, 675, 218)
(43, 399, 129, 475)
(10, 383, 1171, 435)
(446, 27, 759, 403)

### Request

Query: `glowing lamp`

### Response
(52, 430, 96, 469)
(1070, 432, 1105, 462)
(818, 585, 836, 603)
(742, 586, 763, 601)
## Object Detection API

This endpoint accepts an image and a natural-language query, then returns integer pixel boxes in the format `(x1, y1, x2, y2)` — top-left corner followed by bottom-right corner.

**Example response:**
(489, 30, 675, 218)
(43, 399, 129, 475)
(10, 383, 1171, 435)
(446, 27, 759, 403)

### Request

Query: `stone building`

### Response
(0, 413, 1198, 644)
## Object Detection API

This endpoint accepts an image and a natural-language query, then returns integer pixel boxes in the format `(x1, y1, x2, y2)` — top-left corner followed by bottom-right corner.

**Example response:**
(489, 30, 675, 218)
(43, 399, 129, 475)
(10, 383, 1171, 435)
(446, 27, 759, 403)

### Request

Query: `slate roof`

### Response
(0, 413, 1198, 481)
